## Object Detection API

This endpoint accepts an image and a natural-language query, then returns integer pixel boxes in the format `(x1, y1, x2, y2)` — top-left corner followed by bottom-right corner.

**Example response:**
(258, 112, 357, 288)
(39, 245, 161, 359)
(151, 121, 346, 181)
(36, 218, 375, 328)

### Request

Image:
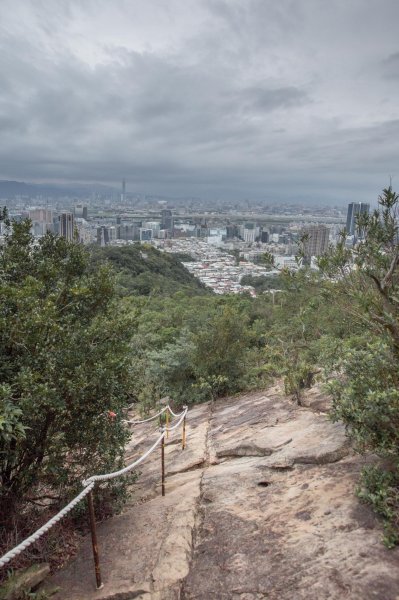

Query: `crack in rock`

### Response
(216, 444, 274, 458)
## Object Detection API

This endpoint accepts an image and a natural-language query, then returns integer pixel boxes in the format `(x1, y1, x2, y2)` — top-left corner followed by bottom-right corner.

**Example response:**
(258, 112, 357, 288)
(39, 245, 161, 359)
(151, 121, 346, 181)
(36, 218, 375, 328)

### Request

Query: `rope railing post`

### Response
(182, 406, 187, 450)
(165, 409, 169, 439)
(161, 427, 166, 497)
(87, 488, 103, 590)
(0, 405, 188, 578)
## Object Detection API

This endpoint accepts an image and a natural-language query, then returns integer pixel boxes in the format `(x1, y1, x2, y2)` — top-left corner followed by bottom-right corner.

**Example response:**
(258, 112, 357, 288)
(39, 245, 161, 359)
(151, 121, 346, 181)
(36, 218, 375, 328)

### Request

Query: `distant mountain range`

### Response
(0, 180, 118, 198)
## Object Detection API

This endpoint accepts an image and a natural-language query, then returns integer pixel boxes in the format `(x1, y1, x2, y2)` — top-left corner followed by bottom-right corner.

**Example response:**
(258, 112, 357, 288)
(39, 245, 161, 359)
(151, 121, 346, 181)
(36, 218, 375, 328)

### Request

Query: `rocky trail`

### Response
(47, 384, 399, 599)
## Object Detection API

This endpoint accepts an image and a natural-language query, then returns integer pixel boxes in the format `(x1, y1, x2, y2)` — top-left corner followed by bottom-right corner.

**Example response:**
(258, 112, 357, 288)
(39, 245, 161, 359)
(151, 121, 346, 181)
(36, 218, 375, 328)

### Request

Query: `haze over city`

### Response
(1, 0, 399, 204)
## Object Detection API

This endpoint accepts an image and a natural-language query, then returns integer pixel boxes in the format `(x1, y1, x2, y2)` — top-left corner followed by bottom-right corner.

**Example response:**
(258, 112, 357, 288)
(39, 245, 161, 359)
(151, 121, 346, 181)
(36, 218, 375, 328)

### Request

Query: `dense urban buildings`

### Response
(1, 186, 354, 295)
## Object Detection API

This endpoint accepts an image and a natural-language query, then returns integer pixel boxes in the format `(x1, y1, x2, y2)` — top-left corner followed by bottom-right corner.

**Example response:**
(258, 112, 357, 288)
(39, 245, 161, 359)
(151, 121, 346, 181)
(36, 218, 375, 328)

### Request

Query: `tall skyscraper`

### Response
(58, 212, 75, 241)
(301, 225, 330, 259)
(346, 202, 370, 236)
(121, 179, 126, 203)
(161, 209, 174, 232)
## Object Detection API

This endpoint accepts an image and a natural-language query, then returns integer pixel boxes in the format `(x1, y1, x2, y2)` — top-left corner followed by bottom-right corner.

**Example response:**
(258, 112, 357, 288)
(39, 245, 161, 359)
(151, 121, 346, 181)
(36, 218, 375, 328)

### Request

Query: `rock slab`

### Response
(181, 386, 399, 600)
(45, 385, 399, 599)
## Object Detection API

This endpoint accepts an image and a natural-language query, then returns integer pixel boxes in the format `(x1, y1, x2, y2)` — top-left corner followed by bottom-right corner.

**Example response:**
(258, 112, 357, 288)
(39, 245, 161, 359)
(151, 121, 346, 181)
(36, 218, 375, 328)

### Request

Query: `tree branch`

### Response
(381, 252, 399, 291)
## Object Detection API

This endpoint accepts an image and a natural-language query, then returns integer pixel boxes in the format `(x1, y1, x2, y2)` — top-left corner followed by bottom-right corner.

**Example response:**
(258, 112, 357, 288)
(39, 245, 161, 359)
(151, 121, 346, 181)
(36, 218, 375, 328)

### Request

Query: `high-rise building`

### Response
(194, 224, 209, 238)
(75, 219, 92, 245)
(109, 226, 117, 242)
(143, 221, 160, 232)
(121, 179, 126, 203)
(119, 224, 139, 241)
(59, 212, 75, 241)
(346, 202, 370, 236)
(74, 203, 88, 219)
(161, 209, 174, 232)
(29, 208, 53, 236)
(226, 225, 240, 239)
(261, 231, 269, 243)
(139, 228, 153, 241)
(97, 226, 109, 246)
(301, 225, 330, 259)
(29, 208, 53, 223)
(242, 222, 256, 243)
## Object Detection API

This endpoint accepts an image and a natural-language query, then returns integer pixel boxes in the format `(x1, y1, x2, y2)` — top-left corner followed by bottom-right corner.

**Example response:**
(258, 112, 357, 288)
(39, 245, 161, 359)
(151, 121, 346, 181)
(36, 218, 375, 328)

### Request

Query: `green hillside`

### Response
(90, 244, 208, 296)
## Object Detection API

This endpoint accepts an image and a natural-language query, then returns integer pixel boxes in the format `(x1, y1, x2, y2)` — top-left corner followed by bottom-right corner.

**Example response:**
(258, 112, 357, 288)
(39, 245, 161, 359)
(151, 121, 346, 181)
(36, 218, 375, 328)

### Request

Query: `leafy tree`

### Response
(319, 186, 399, 545)
(126, 293, 255, 407)
(192, 304, 250, 396)
(0, 217, 135, 526)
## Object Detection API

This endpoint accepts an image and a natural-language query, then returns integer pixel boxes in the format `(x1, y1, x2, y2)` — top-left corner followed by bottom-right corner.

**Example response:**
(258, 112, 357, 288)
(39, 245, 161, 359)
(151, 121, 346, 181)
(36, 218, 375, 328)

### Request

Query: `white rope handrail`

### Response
(82, 431, 165, 486)
(124, 406, 168, 425)
(124, 404, 186, 425)
(0, 483, 95, 568)
(164, 407, 187, 433)
(0, 406, 188, 569)
(167, 405, 186, 419)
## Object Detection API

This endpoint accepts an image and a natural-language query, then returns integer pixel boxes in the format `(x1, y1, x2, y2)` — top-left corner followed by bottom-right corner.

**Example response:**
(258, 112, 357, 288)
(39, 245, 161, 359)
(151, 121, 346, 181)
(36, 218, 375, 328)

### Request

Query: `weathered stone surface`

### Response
(300, 384, 333, 413)
(45, 385, 399, 599)
(210, 388, 349, 468)
(45, 403, 209, 599)
(181, 388, 399, 600)
(0, 563, 50, 599)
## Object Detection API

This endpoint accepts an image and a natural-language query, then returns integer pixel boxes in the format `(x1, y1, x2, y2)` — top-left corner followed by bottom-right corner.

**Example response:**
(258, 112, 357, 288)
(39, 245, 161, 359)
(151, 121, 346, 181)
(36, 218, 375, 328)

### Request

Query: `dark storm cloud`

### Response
(1, 0, 399, 203)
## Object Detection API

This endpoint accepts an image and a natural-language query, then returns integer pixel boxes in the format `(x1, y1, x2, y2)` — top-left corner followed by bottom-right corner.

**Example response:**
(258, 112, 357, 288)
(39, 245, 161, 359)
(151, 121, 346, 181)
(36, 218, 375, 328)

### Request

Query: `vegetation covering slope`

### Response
(90, 244, 206, 296)
(0, 214, 135, 572)
(1, 185, 399, 579)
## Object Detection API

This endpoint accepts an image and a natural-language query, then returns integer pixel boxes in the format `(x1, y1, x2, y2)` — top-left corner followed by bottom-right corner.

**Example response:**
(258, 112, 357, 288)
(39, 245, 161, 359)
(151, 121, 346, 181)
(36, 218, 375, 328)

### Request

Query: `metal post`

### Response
(165, 409, 169, 439)
(87, 490, 103, 590)
(161, 429, 166, 497)
(182, 407, 187, 450)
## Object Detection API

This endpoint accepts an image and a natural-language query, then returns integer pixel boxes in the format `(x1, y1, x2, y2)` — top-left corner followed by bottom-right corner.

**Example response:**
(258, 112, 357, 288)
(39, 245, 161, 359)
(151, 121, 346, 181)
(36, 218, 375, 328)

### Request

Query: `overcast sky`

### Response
(1, 0, 399, 204)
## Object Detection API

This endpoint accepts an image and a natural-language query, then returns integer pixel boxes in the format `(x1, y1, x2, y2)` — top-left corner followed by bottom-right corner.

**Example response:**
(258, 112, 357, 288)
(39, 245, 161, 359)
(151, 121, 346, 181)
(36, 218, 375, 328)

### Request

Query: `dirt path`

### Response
(47, 385, 399, 599)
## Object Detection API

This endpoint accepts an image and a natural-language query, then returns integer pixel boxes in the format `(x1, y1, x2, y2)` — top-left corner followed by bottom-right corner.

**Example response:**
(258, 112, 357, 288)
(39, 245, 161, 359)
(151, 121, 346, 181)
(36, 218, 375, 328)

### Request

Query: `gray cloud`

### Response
(1, 0, 399, 204)
(381, 51, 399, 79)
(240, 86, 310, 113)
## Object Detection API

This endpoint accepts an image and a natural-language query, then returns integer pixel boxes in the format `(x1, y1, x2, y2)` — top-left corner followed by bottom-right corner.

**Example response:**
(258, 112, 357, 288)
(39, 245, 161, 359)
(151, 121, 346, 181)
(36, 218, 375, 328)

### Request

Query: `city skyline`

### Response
(1, 1, 399, 204)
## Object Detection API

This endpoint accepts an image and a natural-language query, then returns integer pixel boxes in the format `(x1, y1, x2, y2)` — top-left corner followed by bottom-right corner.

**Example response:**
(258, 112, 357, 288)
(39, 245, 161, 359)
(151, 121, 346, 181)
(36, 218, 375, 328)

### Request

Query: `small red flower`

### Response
(108, 410, 117, 420)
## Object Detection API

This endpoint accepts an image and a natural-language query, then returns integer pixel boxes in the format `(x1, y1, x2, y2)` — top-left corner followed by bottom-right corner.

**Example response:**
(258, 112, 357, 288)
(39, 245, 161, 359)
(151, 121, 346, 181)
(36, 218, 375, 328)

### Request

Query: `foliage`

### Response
(127, 295, 255, 407)
(172, 252, 196, 262)
(0, 217, 135, 526)
(240, 274, 281, 292)
(2, 184, 399, 552)
(357, 465, 399, 548)
(318, 185, 399, 347)
(90, 245, 207, 297)
(257, 266, 354, 402)
(318, 185, 399, 545)
(328, 337, 399, 456)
